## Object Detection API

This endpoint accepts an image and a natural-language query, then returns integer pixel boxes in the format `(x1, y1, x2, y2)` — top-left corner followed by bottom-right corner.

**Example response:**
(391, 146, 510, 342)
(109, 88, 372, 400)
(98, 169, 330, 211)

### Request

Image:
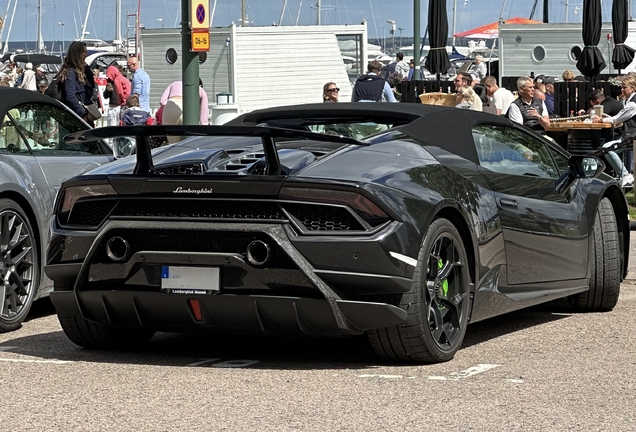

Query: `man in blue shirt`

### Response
(127, 56, 151, 112)
(352, 61, 397, 103)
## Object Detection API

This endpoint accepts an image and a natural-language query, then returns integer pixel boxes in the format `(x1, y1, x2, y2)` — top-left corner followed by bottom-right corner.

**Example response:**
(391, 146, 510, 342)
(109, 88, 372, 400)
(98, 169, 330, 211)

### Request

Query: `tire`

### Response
(569, 197, 620, 311)
(0, 199, 38, 333)
(368, 218, 471, 363)
(57, 311, 155, 349)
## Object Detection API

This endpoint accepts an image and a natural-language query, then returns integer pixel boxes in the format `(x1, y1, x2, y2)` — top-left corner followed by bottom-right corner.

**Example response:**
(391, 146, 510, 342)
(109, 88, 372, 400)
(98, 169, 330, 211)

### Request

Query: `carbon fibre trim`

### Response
(71, 221, 350, 330)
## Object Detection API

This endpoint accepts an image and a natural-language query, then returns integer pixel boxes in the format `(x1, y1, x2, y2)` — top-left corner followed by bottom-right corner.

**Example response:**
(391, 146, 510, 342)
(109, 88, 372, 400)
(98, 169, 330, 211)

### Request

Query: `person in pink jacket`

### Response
(104, 65, 131, 127)
(160, 79, 209, 143)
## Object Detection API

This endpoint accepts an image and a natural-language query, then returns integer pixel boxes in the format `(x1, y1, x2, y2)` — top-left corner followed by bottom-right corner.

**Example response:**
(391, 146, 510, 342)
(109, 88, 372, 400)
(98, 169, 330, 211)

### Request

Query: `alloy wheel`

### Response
(0, 209, 35, 323)
(425, 232, 468, 351)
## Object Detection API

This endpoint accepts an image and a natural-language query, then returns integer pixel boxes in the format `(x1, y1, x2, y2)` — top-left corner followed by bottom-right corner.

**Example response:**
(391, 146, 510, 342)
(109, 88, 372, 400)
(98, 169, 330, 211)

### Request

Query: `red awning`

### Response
(453, 17, 542, 39)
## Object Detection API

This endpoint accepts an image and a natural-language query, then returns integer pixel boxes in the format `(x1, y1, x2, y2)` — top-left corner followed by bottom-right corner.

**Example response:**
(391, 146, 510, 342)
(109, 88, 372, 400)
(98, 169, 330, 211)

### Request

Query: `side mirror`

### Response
(580, 156, 605, 178)
(556, 155, 606, 194)
(113, 136, 136, 159)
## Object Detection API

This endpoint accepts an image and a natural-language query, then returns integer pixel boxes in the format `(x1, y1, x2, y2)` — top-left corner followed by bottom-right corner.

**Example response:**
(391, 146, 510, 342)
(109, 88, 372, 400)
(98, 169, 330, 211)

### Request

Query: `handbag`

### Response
(81, 102, 102, 122)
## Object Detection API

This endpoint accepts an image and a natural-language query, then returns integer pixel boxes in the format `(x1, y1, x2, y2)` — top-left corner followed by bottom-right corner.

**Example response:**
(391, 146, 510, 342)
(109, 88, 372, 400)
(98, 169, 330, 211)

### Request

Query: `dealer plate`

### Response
(161, 266, 219, 294)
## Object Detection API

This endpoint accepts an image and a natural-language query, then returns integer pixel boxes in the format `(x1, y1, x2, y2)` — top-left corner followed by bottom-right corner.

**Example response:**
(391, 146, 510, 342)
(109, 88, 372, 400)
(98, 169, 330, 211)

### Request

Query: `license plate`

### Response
(161, 266, 220, 294)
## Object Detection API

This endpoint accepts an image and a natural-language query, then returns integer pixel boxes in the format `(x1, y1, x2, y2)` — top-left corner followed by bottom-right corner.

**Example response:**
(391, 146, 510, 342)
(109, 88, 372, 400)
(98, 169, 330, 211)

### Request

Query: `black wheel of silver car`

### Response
(0, 199, 38, 333)
(57, 311, 155, 350)
(368, 218, 470, 363)
(569, 197, 620, 311)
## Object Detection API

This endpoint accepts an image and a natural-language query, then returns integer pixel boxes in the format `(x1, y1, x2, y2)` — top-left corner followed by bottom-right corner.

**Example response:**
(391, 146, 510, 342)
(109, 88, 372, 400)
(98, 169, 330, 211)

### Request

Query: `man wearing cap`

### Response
(19, 62, 37, 91)
(543, 77, 557, 116)
(37, 78, 48, 94)
(35, 65, 46, 82)
(533, 75, 547, 101)
(474, 55, 487, 80)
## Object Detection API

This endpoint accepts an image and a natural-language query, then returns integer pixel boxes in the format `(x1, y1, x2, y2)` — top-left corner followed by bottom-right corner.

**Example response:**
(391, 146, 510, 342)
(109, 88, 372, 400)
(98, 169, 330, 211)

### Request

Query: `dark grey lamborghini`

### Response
(44, 103, 629, 363)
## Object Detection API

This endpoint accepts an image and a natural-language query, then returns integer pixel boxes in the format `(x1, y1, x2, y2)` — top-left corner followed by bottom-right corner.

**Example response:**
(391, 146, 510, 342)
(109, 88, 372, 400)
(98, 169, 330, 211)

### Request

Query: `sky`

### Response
(0, 0, 628, 45)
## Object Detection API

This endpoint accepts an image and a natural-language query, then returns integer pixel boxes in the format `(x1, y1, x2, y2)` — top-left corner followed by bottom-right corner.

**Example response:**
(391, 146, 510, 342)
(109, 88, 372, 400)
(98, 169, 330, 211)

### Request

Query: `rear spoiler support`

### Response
(64, 125, 366, 176)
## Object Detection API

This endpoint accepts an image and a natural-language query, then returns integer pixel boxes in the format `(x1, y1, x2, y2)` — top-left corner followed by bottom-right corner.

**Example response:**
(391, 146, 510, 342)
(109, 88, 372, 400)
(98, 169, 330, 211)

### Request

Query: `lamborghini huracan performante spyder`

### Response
(45, 104, 629, 363)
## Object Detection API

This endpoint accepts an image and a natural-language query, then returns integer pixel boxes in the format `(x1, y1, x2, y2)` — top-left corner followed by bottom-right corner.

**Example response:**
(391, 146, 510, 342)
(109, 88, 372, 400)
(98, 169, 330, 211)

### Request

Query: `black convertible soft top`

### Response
(230, 102, 517, 165)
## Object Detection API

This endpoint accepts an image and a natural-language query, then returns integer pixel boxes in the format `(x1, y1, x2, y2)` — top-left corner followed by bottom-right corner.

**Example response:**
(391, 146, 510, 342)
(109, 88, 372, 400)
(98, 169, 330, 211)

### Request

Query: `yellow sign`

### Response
(190, 0, 210, 30)
(191, 30, 210, 52)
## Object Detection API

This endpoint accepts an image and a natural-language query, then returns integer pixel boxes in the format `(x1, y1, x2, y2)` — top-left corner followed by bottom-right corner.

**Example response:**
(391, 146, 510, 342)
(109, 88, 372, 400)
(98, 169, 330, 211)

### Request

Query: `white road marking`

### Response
(389, 252, 418, 267)
(428, 364, 500, 381)
(0, 358, 71, 364)
(503, 379, 525, 383)
(187, 358, 221, 366)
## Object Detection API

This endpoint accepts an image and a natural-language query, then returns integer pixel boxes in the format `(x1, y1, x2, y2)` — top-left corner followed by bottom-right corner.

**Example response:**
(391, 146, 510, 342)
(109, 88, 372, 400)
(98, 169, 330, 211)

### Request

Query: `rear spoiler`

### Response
(64, 125, 368, 175)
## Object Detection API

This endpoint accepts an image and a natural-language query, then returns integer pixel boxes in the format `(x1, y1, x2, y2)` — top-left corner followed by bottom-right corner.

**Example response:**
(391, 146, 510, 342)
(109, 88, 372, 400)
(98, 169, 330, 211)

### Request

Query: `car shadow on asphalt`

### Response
(5, 298, 575, 369)
(461, 298, 573, 349)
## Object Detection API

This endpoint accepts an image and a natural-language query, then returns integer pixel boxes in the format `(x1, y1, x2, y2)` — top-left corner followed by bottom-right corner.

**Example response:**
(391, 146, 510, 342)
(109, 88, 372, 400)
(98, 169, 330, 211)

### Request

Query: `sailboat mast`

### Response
(80, 0, 93, 40)
(37, 0, 44, 52)
(0, 0, 12, 53)
(115, 0, 122, 43)
(451, 0, 457, 46)
(317, 0, 321, 25)
(279, 0, 288, 25)
(2, 0, 18, 56)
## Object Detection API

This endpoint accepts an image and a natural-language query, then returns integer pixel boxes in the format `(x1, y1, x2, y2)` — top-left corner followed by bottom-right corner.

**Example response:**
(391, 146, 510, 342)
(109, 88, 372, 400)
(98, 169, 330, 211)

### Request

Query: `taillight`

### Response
(58, 184, 118, 213)
(188, 299, 203, 321)
(279, 186, 389, 221)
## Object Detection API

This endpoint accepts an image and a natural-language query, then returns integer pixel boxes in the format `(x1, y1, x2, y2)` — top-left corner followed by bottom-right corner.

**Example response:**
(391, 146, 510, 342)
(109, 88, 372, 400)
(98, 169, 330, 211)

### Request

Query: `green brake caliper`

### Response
(438, 258, 449, 297)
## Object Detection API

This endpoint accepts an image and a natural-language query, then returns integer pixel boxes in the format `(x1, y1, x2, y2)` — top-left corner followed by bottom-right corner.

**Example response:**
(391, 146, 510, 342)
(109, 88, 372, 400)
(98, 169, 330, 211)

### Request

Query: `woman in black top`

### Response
(60, 41, 96, 125)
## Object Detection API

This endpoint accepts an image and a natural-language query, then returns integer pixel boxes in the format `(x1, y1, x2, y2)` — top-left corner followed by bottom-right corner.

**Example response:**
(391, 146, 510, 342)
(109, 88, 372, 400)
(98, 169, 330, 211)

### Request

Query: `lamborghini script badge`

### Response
(173, 187, 214, 195)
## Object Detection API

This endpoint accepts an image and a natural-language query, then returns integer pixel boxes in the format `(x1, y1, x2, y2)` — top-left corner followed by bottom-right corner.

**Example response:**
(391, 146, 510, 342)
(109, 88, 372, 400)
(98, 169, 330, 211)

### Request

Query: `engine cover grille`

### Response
(282, 203, 363, 231)
(64, 200, 373, 233)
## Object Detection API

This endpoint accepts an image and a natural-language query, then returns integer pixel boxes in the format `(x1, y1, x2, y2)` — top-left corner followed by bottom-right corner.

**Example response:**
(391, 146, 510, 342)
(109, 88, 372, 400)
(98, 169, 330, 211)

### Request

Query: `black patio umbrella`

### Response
(611, 0, 635, 71)
(576, 0, 606, 78)
(424, 0, 451, 77)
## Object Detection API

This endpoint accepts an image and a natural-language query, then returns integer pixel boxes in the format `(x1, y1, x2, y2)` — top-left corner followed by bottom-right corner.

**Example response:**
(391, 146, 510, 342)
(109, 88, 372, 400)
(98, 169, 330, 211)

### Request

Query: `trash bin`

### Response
(216, 92, 234, 105)
(210, 102, 239, 125)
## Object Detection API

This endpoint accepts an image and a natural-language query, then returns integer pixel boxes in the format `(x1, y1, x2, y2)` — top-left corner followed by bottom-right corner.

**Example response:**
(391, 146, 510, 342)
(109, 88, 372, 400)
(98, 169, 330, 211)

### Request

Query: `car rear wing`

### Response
(64, 125, 368, 176)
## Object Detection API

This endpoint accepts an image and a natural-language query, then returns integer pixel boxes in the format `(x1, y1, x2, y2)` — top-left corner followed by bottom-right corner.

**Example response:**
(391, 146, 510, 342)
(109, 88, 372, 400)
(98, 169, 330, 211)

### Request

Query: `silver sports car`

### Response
(0, 87, 115, 332)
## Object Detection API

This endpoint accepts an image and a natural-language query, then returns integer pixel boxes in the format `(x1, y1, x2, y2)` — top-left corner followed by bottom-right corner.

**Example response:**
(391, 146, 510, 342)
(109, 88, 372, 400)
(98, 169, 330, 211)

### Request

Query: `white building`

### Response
(140, 23, 368, 124)
(498, 21, 636, 79)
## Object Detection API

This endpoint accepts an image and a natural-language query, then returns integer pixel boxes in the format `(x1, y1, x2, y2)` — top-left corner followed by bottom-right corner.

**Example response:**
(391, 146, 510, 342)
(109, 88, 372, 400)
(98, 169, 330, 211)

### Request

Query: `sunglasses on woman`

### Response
(327, 88, 340, 92)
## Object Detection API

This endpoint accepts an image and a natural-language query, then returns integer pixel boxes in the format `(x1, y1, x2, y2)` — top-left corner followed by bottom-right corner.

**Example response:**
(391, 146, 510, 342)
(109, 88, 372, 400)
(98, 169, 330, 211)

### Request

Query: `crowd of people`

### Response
(323, 57, 636, 185)
(1, 60, 51, 93)
(1, 40, 209, 137)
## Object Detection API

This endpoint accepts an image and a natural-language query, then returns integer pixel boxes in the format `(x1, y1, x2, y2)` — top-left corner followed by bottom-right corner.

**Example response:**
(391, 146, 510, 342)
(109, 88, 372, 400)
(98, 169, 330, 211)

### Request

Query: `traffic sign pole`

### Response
(182, 0, 200, 125)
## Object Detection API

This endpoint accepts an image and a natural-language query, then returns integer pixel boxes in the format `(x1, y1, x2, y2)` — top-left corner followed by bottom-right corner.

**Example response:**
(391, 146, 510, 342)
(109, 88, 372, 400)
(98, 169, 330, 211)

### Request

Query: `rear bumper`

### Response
(50, 290, 407, 336)
(46, 221, 416, 335)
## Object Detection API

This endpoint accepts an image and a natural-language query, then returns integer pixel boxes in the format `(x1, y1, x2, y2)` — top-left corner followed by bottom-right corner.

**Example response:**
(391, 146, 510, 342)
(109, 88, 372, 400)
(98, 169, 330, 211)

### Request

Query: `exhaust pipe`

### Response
(246, 240, 271, 266)
(106, 236, 130, 262)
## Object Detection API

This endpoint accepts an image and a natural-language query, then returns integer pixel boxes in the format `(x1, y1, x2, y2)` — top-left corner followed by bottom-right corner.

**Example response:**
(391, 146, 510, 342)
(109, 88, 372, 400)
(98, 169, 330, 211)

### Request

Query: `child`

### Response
(120, 95, 153, 125)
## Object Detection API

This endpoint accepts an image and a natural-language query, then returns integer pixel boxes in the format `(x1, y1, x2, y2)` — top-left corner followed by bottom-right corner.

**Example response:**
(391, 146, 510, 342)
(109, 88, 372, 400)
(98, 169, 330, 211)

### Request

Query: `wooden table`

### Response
(544, 121, 616, 155)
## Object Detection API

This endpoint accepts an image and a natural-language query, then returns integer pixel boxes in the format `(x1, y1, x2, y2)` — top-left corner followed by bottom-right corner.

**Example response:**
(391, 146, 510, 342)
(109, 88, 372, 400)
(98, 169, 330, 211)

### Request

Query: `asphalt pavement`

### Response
(0, 234, 634, 431)
(627, 231, 636, 279)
